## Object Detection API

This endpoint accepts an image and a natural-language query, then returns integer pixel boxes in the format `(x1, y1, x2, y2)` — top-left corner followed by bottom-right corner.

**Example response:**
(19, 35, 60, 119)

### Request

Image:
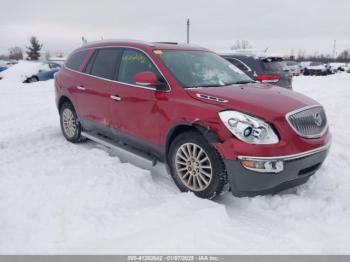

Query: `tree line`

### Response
(0, 36, 43, 61)
(231, 40, 350, 63)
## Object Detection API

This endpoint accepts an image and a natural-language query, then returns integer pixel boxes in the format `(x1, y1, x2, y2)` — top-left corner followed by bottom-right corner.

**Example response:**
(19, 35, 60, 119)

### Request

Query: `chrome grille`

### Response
(286, 106, 328, 138)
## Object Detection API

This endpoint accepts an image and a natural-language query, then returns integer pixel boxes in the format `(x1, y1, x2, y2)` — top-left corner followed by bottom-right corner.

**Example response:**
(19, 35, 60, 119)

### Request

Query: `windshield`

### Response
(310, 62, 322, 66)
(156, 50, 253, 88)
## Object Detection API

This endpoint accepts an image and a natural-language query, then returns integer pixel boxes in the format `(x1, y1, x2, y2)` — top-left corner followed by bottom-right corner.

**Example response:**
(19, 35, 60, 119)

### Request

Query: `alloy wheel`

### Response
(175, 143, 213, 191)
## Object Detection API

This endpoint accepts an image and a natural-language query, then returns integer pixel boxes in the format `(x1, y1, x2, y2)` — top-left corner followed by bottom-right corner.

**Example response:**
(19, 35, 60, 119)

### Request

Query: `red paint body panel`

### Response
(55, 41, 330, 163)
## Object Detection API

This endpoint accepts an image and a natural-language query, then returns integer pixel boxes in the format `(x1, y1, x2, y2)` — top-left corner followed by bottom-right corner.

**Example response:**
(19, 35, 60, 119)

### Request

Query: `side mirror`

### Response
(132, 71, 166, 90)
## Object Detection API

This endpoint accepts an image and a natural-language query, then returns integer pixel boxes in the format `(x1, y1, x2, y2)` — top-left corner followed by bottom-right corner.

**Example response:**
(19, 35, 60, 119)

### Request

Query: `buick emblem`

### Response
(314, 112, 322, 127)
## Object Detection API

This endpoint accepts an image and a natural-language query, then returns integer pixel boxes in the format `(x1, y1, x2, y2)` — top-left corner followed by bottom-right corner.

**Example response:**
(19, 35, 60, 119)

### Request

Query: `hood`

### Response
(186, 83, 319, 121)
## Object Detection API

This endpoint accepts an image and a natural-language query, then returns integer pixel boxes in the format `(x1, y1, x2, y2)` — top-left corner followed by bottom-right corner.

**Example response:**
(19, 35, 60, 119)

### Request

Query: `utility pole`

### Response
(186, 18, 190, 44)
(332, 40, 337, 59)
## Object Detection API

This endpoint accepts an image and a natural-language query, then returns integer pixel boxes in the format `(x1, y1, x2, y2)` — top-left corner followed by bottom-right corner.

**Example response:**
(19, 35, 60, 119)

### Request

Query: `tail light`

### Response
(256, 74, 280, 83)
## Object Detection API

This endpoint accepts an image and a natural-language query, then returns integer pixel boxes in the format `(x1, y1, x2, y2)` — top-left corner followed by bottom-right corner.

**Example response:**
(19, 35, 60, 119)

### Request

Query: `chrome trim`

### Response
(196, 93, 228, 103)
(110, 95, 121, 101)
(285, 105, 329, 139)
(76, 85, 86, 91)
(237, 141, 331, 161)
(64, 45, 171, 92)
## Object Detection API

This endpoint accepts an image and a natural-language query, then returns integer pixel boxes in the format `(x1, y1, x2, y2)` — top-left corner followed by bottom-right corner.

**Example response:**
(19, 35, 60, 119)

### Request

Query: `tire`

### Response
(168, 130, 228, 199)
(28, 76, 38, 83)
(59, 102, 85, 143)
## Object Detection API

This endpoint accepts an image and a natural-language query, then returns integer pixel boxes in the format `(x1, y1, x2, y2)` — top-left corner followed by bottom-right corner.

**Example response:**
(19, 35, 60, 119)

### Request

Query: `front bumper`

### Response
(224, 144, 330, 197)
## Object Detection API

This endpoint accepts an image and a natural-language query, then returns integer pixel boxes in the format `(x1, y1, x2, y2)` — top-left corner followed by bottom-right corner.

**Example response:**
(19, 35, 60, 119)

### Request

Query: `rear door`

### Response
(77, 48, 122, 133)
(109, 48, 167, 147)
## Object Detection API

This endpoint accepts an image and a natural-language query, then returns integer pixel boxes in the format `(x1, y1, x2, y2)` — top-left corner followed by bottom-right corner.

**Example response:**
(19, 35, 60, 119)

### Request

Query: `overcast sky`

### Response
(0, 0, 349, 56)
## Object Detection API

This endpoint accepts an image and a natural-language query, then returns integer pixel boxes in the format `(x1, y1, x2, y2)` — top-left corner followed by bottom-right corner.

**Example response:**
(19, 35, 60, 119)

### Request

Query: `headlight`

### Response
(218, 111, 279, 144)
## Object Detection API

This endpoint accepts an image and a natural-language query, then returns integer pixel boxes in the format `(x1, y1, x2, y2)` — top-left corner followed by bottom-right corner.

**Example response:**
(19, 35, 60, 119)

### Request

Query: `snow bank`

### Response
(0, 71, 349, 254)
(0, 61, 49, 83)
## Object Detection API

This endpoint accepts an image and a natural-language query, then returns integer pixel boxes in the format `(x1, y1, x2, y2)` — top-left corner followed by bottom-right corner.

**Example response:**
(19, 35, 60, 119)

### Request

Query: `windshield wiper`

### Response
(231, 80, 256, 85)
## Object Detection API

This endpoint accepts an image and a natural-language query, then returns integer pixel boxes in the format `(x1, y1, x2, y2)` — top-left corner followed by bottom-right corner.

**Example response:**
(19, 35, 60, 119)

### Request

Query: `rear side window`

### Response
(118, 49, 159, 85)
(226, 58, 251, 73)
(65, 50, 87, 71)
(85, 48, 122, 80)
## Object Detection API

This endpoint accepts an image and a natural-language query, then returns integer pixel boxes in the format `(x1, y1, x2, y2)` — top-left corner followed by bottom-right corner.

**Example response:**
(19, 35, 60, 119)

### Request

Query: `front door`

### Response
(109, 48, 167, 148)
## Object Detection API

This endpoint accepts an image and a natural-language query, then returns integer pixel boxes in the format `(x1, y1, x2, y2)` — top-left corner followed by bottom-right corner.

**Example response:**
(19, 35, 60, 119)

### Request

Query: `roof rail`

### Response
(153, 42, 179, 45)
(83, 39, 155, 47)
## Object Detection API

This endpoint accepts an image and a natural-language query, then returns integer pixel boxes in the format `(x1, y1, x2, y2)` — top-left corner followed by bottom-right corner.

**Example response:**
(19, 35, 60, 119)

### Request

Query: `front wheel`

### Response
(59, 102, 85, 143)
(168, 130, 228, 199)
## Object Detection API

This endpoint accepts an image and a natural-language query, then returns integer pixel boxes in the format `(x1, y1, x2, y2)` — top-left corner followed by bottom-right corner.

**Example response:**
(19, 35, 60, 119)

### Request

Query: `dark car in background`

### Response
(219, 50, 293, 89)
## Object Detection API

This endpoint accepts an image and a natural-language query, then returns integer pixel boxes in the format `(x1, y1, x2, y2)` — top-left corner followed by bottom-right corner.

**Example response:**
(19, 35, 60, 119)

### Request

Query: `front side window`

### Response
(118, 49, 160, 85)
(85, 48, 122, 80)
(156, 51, 253, 88)
(65, 50, 87, 71)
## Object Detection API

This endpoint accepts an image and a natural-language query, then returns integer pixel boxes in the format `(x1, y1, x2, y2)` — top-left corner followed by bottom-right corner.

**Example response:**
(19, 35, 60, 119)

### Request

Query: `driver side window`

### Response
(118, 49, 160, 86)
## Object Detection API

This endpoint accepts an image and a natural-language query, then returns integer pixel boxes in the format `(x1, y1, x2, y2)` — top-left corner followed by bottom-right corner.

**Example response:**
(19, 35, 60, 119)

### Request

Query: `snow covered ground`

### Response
(0, 62, 349, 254)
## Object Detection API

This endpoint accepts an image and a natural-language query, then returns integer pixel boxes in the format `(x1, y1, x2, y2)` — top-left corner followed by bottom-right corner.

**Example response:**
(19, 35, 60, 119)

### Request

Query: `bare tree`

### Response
(0, 54, 8, 60)
(230, 40, 252, 50)
(8, 46, 23, 60)
(337, 50, 350, 63)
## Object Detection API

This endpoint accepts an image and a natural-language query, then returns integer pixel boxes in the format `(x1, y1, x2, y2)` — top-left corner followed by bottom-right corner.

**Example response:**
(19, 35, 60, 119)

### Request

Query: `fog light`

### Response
(241, 159, 284, 173)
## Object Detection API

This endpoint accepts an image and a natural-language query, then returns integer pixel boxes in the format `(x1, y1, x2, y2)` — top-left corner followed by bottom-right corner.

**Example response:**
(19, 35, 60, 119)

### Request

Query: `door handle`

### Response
(110, 95, 121, 101)
(76, 85, 86, 91)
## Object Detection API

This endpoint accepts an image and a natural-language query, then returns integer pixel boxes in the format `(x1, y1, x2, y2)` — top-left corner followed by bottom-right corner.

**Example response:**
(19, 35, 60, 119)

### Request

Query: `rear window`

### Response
(261, 57, 284, 72)
(85, 48, 122, 80)
(65, 50, 87, 71)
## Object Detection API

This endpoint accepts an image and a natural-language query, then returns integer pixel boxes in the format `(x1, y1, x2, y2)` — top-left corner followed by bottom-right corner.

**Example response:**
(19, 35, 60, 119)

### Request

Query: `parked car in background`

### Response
(329, 62, 347, 72)
(55, 40, 330, 199)
(285, 61, 301, 76)
(219, 50, 293, 89)
(24, 61, 62, 83)
(0, 66, 7, 73)
(303, 62, 328, 76)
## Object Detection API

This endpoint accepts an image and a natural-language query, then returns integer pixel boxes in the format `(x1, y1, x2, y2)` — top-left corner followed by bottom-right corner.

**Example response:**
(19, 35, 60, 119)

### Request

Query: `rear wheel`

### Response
(59, 102, 85, 143)
(168, 130, 228, 199)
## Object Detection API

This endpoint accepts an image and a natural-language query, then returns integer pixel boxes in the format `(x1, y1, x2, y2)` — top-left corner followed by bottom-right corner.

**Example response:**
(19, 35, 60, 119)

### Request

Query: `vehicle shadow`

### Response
(81, 140, 178, 193)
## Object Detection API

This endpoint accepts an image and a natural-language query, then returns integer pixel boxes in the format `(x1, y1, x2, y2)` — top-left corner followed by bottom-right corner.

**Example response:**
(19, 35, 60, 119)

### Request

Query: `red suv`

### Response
(55, 40, 331, 199)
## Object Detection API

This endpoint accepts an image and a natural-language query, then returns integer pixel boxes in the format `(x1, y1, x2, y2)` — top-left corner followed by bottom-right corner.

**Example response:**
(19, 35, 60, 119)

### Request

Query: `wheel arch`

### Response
(165, 122, 220, 163)
(57, 95, 74, 112)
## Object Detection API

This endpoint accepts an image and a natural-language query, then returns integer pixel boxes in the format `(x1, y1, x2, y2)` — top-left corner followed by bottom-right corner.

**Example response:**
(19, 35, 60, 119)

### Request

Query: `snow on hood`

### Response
(186, 83, 319, 121)
(0, 61, 50, 82)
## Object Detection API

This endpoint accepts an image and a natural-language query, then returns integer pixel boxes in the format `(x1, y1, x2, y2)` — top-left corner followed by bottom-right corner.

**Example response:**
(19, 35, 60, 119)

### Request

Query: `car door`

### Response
(109, 48, 167, 147)
(77, 48, 122, 133)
